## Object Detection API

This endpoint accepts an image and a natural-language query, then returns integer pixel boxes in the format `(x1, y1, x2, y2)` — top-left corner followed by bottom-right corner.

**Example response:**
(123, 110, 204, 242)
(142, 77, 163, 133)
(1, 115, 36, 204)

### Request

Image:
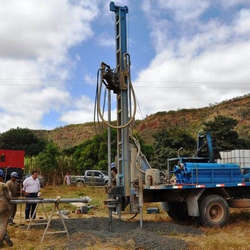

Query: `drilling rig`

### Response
(95, 2, 250, 230)
(95, 2, 151, 229)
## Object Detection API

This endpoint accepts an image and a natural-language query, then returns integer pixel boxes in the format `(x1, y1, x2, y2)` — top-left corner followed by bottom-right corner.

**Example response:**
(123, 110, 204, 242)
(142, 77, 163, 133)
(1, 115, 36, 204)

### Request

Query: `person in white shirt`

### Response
(23, 170, 40, 221)
(64, 172, 71, 186)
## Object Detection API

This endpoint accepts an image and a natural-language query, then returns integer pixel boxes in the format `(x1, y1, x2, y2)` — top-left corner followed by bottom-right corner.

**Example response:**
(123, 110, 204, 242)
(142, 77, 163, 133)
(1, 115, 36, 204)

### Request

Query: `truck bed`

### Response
(145, 181, 250, 190)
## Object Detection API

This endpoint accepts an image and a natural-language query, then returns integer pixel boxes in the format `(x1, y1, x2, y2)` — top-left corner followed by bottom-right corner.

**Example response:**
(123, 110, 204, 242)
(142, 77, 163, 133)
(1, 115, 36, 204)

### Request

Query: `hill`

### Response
(137, 94, 250, 144)
(33, 94, 250, 149)
(32, 123, 96, 149)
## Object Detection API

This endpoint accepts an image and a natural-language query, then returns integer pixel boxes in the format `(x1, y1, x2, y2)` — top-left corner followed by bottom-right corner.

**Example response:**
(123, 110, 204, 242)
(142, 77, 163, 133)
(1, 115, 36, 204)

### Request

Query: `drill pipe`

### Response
(10, 197, 91, 204)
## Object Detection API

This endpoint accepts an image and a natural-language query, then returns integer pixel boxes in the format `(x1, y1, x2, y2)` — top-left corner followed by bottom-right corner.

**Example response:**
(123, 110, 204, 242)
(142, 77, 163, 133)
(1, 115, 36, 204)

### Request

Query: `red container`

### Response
(0, 150, 24, 169)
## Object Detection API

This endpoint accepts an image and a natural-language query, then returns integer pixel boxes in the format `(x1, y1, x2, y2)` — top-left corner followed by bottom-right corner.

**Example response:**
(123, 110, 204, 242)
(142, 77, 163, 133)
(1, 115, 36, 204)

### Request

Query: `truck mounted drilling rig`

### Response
(95, 2, 250, 230)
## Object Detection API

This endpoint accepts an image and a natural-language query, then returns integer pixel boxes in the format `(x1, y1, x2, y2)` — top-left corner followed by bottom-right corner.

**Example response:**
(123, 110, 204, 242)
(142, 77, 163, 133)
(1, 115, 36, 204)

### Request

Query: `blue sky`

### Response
(1, 0, 250, 132)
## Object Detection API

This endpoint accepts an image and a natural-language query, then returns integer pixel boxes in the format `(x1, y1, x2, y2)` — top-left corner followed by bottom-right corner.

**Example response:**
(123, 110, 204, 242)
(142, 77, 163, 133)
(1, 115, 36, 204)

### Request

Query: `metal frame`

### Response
(110, 2, 130, 196)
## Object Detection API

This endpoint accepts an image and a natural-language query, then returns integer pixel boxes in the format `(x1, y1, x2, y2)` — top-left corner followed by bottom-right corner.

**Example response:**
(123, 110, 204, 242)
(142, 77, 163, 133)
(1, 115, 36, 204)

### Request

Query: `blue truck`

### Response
(143, 133, 250, 227)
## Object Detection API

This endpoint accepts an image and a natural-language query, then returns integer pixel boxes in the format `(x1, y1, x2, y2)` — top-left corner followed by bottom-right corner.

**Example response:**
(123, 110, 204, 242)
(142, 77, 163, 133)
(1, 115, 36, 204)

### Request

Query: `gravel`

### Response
(48, 217, 202, 250)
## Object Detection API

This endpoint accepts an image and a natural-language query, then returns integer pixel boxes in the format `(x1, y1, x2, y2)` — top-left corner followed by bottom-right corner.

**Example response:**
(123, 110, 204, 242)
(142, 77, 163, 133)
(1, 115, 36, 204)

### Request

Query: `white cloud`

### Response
(234, 9, 250, 34)
(84, 74, 96, 86)
(61, 94, 118, 124)
(96, 33, 115, 47)
(0, 0, 98, 132)
(156, 0, 209, 21)
(136, 1, 250, 117)
(220, 0, 250, 8)
(60, 96, 94, 124)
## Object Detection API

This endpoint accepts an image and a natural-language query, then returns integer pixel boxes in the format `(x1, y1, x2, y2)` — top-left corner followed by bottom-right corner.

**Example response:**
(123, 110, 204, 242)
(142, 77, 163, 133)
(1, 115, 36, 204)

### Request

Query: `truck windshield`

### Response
(101, 171, 108, 176)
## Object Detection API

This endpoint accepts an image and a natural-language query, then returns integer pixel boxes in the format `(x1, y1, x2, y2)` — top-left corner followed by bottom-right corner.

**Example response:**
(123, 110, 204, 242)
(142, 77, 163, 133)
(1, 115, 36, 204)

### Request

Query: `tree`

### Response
(72, 129, 117, 173)
(151, 128, 196, 169)
(202, 115, 250, 151)
(37, 142, 60, 185)
(132, 132, 154, 162)
(0, 128, 46, 156)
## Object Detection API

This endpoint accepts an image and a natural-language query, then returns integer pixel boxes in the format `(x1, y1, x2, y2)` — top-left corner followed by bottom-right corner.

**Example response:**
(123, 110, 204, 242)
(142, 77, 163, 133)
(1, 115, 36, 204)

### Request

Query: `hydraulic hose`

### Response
(131, 135, 152, 174)
(94, 69, 101, 128)
(96, 56, 137, 129)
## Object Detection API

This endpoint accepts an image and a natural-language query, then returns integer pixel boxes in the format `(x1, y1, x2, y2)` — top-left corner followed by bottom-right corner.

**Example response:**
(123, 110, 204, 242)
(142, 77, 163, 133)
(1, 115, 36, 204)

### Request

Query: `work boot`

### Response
(8, 218, 15, 226)
(3, 234, 13, 247)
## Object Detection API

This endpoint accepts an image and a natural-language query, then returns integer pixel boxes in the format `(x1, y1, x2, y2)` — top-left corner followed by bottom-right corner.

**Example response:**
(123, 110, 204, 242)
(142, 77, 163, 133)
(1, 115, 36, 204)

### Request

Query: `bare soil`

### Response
(48, 217, 201, 250)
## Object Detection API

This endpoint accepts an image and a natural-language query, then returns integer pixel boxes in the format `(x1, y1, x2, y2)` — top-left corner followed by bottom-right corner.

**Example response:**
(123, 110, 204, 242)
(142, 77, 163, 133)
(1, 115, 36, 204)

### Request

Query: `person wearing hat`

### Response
(0, 169, 13, 247)
(110, 162, 118, 187)
(6, 172, 19, 224)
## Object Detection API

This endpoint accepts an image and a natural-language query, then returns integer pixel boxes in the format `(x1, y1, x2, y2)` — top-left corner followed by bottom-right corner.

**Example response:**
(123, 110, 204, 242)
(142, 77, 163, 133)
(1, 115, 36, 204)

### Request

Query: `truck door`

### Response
(85, 171, 93, 185)
(94, 171, 103, 185)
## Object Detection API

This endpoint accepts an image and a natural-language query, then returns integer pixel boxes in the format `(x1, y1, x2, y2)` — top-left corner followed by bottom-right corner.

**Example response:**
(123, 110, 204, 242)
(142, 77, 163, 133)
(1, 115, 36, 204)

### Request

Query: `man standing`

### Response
(0, 169, 13, 247)
(6, 172, 19, 224)
(64, 172, 71, 186)
(111, 164, 118, 187)
(23, 170, 40, 221)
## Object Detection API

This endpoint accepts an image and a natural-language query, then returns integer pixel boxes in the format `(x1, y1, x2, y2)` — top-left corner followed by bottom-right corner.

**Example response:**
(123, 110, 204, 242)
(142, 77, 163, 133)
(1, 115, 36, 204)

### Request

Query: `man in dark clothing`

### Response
(111, 166, 118, 187)
(6, 172, 19, 224)
(0, 169, 13, 247)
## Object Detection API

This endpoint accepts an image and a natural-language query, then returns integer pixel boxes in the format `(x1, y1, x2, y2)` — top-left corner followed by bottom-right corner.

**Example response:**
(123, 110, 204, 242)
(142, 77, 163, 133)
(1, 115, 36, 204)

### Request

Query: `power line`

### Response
(135, 80, 250, 84)
(0, 78, 249, 84)
(0, 78, 249, 90)
(135, 86, 250, 89)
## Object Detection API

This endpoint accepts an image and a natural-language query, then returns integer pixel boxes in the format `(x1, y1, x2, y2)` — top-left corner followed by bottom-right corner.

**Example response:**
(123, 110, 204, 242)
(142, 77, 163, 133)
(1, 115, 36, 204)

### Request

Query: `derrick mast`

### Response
(96, 2, 146, 230)
(110, 2, 130, 197)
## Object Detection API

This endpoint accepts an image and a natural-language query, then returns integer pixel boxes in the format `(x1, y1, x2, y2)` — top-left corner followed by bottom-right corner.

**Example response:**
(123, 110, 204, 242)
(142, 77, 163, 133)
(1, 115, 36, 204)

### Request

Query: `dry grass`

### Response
(4, 185, 250, 249)
(178, 209, 250, 250)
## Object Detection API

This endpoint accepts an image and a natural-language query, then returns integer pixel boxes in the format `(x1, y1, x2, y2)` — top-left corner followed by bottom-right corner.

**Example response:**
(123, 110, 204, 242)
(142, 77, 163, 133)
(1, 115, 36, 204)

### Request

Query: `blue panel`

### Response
(175, 162, 244, 184)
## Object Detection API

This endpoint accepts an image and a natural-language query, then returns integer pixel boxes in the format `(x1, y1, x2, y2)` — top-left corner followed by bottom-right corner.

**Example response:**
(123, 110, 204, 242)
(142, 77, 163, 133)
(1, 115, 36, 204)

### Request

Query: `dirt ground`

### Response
(3, 185, 250, 250)
(48, 217, 201, 250)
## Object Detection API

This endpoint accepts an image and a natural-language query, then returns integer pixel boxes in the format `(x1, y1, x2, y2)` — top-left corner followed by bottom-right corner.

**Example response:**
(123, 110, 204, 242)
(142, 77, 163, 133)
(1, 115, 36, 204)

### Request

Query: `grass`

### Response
(183, 209, 250, 250)
(5, 185, 250, 249)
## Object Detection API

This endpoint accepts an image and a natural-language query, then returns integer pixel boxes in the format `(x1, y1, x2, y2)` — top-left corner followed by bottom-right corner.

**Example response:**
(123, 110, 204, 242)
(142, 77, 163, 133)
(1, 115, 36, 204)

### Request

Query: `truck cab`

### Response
(0, 149, 24, 182)
(84, 170, 109, 186)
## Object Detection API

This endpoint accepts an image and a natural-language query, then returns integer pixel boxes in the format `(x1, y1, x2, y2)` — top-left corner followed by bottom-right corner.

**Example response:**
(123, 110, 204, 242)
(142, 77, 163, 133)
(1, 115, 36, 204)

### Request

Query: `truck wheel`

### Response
(76, 181, 84, 187)
(162, 202, 190, 221)
(200, 195, 229, 227)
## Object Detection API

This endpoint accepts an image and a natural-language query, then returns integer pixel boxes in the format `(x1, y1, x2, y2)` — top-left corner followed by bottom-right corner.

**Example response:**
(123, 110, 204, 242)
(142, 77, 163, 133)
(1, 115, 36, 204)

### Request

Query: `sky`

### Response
(1, 0, 250, 132)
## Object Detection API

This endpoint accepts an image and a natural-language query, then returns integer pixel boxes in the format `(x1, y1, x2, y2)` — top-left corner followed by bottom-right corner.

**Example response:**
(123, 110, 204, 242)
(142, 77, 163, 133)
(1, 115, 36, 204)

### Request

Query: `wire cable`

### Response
(96, 54, 137, 129)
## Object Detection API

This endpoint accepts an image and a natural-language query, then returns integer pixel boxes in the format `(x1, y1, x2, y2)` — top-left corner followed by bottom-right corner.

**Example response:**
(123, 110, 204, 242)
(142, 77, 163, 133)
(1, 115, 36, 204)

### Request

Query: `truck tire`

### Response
(76, 181, 84, 187)
(162, 202, 190, 221)
(199, 195, 229, 227)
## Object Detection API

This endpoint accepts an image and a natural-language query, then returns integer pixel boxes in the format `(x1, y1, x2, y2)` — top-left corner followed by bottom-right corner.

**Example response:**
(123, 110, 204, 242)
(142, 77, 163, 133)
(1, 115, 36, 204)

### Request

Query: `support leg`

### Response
(41, 203, 48, 220)
(108, 207, 113, 232)
(27, 203, 39, 230)
(41, 206, 55, 243)
(58, 208, 70, 240)
(139, 174, 143, 229)
(19, 203, 22, 224)
(118, 204, 121, 221)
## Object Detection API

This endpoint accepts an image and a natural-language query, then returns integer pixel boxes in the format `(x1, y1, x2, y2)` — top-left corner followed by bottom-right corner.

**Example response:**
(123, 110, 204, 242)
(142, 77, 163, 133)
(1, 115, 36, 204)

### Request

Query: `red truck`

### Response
(0, 149, 24, 181)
